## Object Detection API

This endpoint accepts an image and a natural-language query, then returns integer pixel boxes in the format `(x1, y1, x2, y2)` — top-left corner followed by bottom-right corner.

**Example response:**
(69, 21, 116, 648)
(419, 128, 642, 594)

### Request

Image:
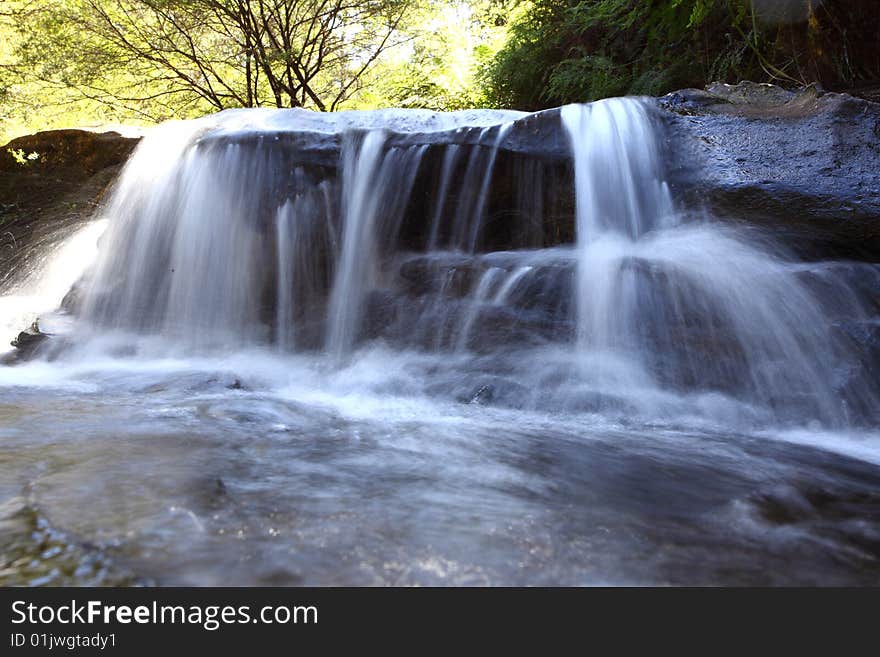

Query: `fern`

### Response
(485, 0, 880, 109)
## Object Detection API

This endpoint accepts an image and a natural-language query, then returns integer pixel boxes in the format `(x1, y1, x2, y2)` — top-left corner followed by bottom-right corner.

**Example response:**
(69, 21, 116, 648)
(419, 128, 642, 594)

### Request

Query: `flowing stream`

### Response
(1, 100, 879, 585)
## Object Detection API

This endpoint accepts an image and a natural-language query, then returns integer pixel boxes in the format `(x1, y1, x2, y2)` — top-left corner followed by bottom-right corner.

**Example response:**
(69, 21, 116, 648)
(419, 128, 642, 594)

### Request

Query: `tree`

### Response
(1, 0, 518, 141)
(3, 0, 415, 121)
(375, 0, 514, 110)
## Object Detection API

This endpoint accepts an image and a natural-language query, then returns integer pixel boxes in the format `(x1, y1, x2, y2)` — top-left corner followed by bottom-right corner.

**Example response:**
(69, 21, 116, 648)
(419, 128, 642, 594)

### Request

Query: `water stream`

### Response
(1, 100, 878, 585)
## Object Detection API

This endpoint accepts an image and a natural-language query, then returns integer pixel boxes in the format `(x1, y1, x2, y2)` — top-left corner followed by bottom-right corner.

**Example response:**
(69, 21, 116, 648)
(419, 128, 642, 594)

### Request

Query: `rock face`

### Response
(0, 129, 140, 290)
(2, 324, 49, 364)
(659, 82, 880, 261)
(0, 129, 140, 361)
(4, 86, 877, 273)
(200, 83, 880, 261)
(0, 129, 139, 174)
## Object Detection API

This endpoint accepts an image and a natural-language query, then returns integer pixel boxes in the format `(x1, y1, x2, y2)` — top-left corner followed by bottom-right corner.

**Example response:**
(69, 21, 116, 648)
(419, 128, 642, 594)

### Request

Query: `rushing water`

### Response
(0, 220, 107, 357)
(1, 100, 879, 585)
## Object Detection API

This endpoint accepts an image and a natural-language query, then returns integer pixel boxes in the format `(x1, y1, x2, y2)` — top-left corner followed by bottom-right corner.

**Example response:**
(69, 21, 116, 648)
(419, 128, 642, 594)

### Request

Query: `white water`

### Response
(561, 98, 878, 426)
(327, 137, 427, 358)
(1, 99, 873, 427)
(427, 145, 461, 250)
(456, 267, 504, 351)
(1, 100, 879, 585)
(326, 131, 390, 359)
(2, 99, 875, 427)
(0, 220, 106, 354)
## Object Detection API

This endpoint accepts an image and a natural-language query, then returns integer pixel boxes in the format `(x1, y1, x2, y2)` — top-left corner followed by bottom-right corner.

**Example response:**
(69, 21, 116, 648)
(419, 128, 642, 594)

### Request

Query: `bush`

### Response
(483, 0, 880, 110)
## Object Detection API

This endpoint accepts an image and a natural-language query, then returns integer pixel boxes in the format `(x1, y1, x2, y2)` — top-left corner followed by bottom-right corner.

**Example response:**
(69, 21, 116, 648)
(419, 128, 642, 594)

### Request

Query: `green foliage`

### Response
(548, 56, 626, 103)
(6, 0, 874, 138)
(4, 0, 417, 114)
(0, 1, 514, 142)
(484, 0, 880, 110)
(369, 0, 512, 110)
(484, 0, 740, 109)
(6, 148, 40, 165)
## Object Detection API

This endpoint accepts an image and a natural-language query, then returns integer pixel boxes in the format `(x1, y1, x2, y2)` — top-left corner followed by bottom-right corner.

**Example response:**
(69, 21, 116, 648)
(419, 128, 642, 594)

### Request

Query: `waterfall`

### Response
(465, 124, 513, 253)
(276, 173, 337, 352)
(78, 120, 272, 347)
(561, 99, 674, 350)
(493, 266, 533, 305)
(0, 220, 107, 354)
(456, 267, 503, 351)
(325, 132, 388, 359)
(326, 136, 427, 358)
(6, 101, 874, 427)
(561, 98, 879, 425)
(446, 124, 512, 252)
(427, 144, 460, 251)
(4, 99, 880, 589)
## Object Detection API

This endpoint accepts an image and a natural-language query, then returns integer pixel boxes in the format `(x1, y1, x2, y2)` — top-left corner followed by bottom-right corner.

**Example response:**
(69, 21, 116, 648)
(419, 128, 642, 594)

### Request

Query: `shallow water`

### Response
(1, 348, 879, 586)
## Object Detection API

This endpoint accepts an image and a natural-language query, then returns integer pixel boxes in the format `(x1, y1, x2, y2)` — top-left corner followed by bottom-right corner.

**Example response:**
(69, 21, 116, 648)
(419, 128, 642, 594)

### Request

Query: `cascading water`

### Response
(10, 99, 876, 425)
(0, 220, 107, 355)
(274, 179, 336, 352)
(561, 99, 878, 425)
(2, 99, 879, 586)
(327, 135, 428, 359)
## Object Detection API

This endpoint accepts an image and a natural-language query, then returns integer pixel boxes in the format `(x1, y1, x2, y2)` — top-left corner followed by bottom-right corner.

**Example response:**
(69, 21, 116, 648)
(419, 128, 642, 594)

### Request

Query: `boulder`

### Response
(659, 82, 880, 261)
(1, 323, 50, 364)
(0, 129, 140, 290)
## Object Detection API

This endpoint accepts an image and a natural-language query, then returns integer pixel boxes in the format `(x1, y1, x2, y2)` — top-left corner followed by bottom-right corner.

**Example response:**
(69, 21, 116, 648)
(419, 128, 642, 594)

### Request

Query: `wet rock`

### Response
(831, 321, 880, 422)
(4, 89, 880, 275)
(660, 82, 880, 261)
(397, 254, 478, 298)
(396, 253, 574, 315)
(361, 289, 401, 342)
(0, 499, 140, 586)
(0, 129, 140, 176)
(1, 129, 139, 291)
(707, 81, 822, 112)
(11, 328, 47, 351)
(466, 305, 570, 351)
(59, 277, 88, 314)
(795, 262, 880, 319)
(752, 484, 815, 524)
(435, 374, 531, 408)
(3, 86, 880, 370)
(4, 322, 51, 363)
